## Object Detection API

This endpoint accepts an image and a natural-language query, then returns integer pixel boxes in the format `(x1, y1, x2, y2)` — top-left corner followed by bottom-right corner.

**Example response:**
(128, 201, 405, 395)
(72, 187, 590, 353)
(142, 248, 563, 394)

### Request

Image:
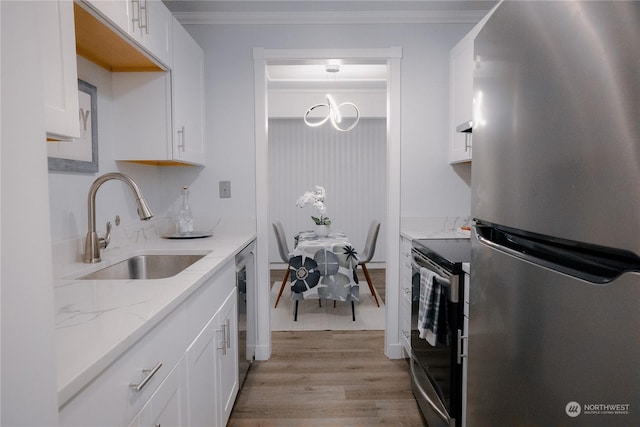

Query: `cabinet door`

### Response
(448, 5, 499, 164)
(449, 38, 474, 164)
(186, 288, 238, 427)
(38, 0, 80, 140)
(131, 357, 186, 427)
(185, 313, 218, 426)
(82, 0, 131, 34)
(171, 19, 205, 165)
(216, 289, 239, 425)
(112, 71, 173, 162)
(141, 0, 173, 68)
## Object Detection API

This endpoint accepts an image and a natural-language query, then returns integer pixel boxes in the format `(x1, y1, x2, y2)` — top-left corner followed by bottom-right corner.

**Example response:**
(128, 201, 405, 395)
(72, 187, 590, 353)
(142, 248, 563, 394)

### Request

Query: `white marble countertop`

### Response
(53, 218, 256, 407)
(400, 216, 472, 241)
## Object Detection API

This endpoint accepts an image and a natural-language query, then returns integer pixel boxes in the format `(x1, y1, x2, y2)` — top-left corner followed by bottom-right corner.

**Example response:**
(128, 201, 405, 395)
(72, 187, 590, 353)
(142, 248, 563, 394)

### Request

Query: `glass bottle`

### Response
(177, 186, 194, 235)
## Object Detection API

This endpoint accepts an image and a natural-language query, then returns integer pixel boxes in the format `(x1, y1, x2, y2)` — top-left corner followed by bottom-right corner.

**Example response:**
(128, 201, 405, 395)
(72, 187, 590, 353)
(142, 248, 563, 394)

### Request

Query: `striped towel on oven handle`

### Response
(418, 267, 445, 346)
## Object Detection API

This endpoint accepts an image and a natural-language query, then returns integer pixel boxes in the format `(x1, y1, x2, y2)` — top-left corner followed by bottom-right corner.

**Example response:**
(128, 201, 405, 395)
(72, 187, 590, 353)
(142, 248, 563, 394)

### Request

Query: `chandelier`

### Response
(303, 65, 360, 132)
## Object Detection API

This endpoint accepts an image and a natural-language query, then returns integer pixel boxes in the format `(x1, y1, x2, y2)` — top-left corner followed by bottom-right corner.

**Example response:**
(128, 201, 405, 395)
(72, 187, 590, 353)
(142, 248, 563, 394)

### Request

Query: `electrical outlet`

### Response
(219, 181, 231, 198)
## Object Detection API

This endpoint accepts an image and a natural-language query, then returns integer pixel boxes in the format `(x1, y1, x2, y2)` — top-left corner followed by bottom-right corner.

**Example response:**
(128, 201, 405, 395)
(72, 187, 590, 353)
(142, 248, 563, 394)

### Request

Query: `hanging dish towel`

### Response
(418, 267, 443, 346)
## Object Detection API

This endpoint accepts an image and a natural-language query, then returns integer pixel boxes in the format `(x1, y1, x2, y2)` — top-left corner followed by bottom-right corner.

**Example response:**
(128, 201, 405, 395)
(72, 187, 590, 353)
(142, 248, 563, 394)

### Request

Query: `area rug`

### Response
(270, 281, 385, 331)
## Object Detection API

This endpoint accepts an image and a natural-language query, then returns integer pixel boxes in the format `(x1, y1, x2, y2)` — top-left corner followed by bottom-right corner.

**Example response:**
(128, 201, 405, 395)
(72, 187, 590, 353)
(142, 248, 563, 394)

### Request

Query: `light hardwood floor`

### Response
(228, 269, 426, 426)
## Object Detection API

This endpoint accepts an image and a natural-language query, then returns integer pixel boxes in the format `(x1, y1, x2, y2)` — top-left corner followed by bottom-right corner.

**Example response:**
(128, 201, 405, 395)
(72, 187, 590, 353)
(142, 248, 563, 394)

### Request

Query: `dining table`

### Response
(289, 230, 360, 320)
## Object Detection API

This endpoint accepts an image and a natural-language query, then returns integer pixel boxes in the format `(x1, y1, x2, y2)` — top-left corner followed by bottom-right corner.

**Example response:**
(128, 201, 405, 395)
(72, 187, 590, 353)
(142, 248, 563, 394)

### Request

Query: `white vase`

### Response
(315, 224, 330, 237)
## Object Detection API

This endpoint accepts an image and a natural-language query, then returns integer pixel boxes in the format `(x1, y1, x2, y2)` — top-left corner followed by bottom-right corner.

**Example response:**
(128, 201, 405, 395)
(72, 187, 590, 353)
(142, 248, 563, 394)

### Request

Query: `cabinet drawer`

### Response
(185, 261, 235, 344)
(59, 307, 187, 426)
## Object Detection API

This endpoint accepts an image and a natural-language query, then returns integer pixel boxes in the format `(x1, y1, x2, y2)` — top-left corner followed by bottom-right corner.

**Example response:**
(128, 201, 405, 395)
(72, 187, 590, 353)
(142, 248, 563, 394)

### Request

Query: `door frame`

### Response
(253, 47, 403, 359)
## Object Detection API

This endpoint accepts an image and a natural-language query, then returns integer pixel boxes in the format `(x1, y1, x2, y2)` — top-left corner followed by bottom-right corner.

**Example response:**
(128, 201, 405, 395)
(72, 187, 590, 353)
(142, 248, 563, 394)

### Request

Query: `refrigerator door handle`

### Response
(457, 329, 468, 365)
(475, 223, 640, 284)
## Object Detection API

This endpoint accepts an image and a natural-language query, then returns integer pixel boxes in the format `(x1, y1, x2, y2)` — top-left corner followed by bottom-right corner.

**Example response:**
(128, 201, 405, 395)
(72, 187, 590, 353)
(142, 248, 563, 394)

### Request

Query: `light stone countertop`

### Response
(53, 218, 256, 407)
(401, 216, 472, 241)
(401, 216, 472, 274)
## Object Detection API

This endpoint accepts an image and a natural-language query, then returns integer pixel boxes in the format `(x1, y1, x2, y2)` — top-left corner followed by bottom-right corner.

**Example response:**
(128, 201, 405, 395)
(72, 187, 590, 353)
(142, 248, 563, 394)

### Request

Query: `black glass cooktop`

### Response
(412, 238, 471, 274)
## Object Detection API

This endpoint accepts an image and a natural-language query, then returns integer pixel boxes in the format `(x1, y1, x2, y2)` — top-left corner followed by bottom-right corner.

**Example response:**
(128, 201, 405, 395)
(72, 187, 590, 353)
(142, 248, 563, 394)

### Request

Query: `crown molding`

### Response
(268, 81, 387, 92)
(174, 10, 488, 25)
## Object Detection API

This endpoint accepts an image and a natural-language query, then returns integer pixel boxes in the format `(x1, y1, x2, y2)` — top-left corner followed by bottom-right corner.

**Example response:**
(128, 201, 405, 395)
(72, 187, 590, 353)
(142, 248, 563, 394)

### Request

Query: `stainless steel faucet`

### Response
(84, 172, 154, 263)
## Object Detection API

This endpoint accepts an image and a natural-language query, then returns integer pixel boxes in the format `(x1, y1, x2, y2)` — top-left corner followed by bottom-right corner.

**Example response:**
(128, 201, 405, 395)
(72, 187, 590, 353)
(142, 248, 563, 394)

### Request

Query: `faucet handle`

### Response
(99, 221, 112, 250)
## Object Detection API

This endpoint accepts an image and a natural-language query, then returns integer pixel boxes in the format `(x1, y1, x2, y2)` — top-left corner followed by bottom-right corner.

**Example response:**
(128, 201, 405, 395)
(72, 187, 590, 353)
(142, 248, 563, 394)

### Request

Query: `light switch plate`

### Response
(219, 181, 231, 198)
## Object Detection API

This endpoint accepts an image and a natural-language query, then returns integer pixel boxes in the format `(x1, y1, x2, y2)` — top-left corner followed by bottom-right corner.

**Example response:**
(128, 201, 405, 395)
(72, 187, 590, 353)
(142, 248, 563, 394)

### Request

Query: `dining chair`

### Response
(272, 222, 292, 308)
(358, 220, 381, 307)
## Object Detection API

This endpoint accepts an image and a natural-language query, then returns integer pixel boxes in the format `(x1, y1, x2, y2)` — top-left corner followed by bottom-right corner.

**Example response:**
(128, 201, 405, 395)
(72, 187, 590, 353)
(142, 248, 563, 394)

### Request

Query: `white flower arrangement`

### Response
(296, 185, 331, 225)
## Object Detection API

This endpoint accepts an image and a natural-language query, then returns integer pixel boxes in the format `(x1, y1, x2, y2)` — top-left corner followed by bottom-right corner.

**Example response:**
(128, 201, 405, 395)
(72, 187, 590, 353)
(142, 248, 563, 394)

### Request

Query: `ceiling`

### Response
(267, 63, 388, 91)
(162, 1, 497, 89)
(162, 1, 498, 24)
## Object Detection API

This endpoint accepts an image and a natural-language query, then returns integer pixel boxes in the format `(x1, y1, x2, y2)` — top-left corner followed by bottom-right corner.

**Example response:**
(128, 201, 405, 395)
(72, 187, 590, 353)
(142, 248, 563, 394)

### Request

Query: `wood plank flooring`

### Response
(228, 331, 425, 426)
(228, 269, 426, 426)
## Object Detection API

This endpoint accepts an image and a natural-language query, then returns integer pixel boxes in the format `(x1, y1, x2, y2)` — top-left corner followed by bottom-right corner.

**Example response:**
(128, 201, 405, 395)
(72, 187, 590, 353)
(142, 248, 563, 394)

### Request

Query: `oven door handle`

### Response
(410, 357, 452, 425)
(412, 251, 459, 303)
(411, 250, 452, 281)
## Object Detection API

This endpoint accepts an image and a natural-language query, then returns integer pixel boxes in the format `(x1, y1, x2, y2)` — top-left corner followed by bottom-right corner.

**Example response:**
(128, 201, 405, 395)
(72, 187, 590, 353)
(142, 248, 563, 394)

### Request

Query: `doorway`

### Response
(253, 47, 402, 360)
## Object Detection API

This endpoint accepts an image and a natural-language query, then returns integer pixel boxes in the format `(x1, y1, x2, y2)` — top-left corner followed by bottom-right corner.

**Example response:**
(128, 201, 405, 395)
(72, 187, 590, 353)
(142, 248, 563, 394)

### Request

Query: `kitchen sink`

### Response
(78, 253, 207, 280)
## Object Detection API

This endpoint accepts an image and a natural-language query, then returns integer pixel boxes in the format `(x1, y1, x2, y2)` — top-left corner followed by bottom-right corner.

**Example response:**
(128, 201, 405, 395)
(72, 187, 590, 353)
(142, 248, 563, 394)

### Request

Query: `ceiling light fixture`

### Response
(303, 65, 360, 132)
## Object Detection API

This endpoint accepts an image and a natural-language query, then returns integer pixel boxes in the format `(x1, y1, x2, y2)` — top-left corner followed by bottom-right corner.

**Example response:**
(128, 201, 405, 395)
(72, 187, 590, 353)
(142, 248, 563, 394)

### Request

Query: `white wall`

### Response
(48, 57, 216, 248)
(1, 2, 59, 424)
(0, 7, 476, 422)
(186, 22, 473, 227)
(268, 118, 387, 266)
(46, 21, 473, 254)
(269, 90, 386, 118)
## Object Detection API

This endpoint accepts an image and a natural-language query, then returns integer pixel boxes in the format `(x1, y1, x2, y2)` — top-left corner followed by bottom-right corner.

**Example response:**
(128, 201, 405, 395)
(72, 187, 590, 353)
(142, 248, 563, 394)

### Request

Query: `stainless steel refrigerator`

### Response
(468, 1, 640, 426)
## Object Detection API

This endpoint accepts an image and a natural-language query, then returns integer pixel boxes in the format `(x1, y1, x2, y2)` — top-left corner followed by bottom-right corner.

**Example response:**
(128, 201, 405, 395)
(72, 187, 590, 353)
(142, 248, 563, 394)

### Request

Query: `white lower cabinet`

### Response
(186, 288, 239, 427)
(215, 289, 239, 425)
(399, 236, 413, 356)
(128, 356, 187, 427)
(58, 305, 187, 426)
(185, 315, 217, 426)
(59, 259, 239, 427)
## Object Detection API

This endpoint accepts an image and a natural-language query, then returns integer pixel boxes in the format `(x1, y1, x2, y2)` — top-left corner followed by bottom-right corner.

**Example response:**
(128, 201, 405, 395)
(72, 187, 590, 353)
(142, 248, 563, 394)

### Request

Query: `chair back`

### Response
(272, 222, 291, 263)
(359, 220, 380, 264)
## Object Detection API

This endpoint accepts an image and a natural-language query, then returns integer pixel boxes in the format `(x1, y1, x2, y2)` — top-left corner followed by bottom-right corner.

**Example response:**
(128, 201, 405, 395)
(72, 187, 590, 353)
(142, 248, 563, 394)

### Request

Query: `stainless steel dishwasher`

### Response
(235, 241, 256, 386)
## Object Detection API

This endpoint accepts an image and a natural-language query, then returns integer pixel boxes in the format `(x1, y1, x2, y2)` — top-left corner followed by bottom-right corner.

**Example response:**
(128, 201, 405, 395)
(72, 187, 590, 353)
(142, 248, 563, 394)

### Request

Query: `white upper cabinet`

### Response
(39, 0, 80, 140)
(78, 0, 173, 69)
(111, 18, 205, 166)
(449, 34, 475, 164)
(171, 18, 205, 164)
(127, 0, 173, 69)
(112, 71, 174, 163)
(80, 0, 130, 32)
(448, 7, 497, 164)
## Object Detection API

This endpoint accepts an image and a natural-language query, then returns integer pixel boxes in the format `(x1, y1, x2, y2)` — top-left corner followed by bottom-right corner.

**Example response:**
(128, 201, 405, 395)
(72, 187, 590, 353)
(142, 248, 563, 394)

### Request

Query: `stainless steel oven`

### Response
(410, 238, 470, 427)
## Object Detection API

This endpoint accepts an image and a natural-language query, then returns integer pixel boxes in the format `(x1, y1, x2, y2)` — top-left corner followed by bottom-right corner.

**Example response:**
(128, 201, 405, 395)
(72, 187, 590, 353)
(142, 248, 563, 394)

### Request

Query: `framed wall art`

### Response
(48, 79, 98, 173)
